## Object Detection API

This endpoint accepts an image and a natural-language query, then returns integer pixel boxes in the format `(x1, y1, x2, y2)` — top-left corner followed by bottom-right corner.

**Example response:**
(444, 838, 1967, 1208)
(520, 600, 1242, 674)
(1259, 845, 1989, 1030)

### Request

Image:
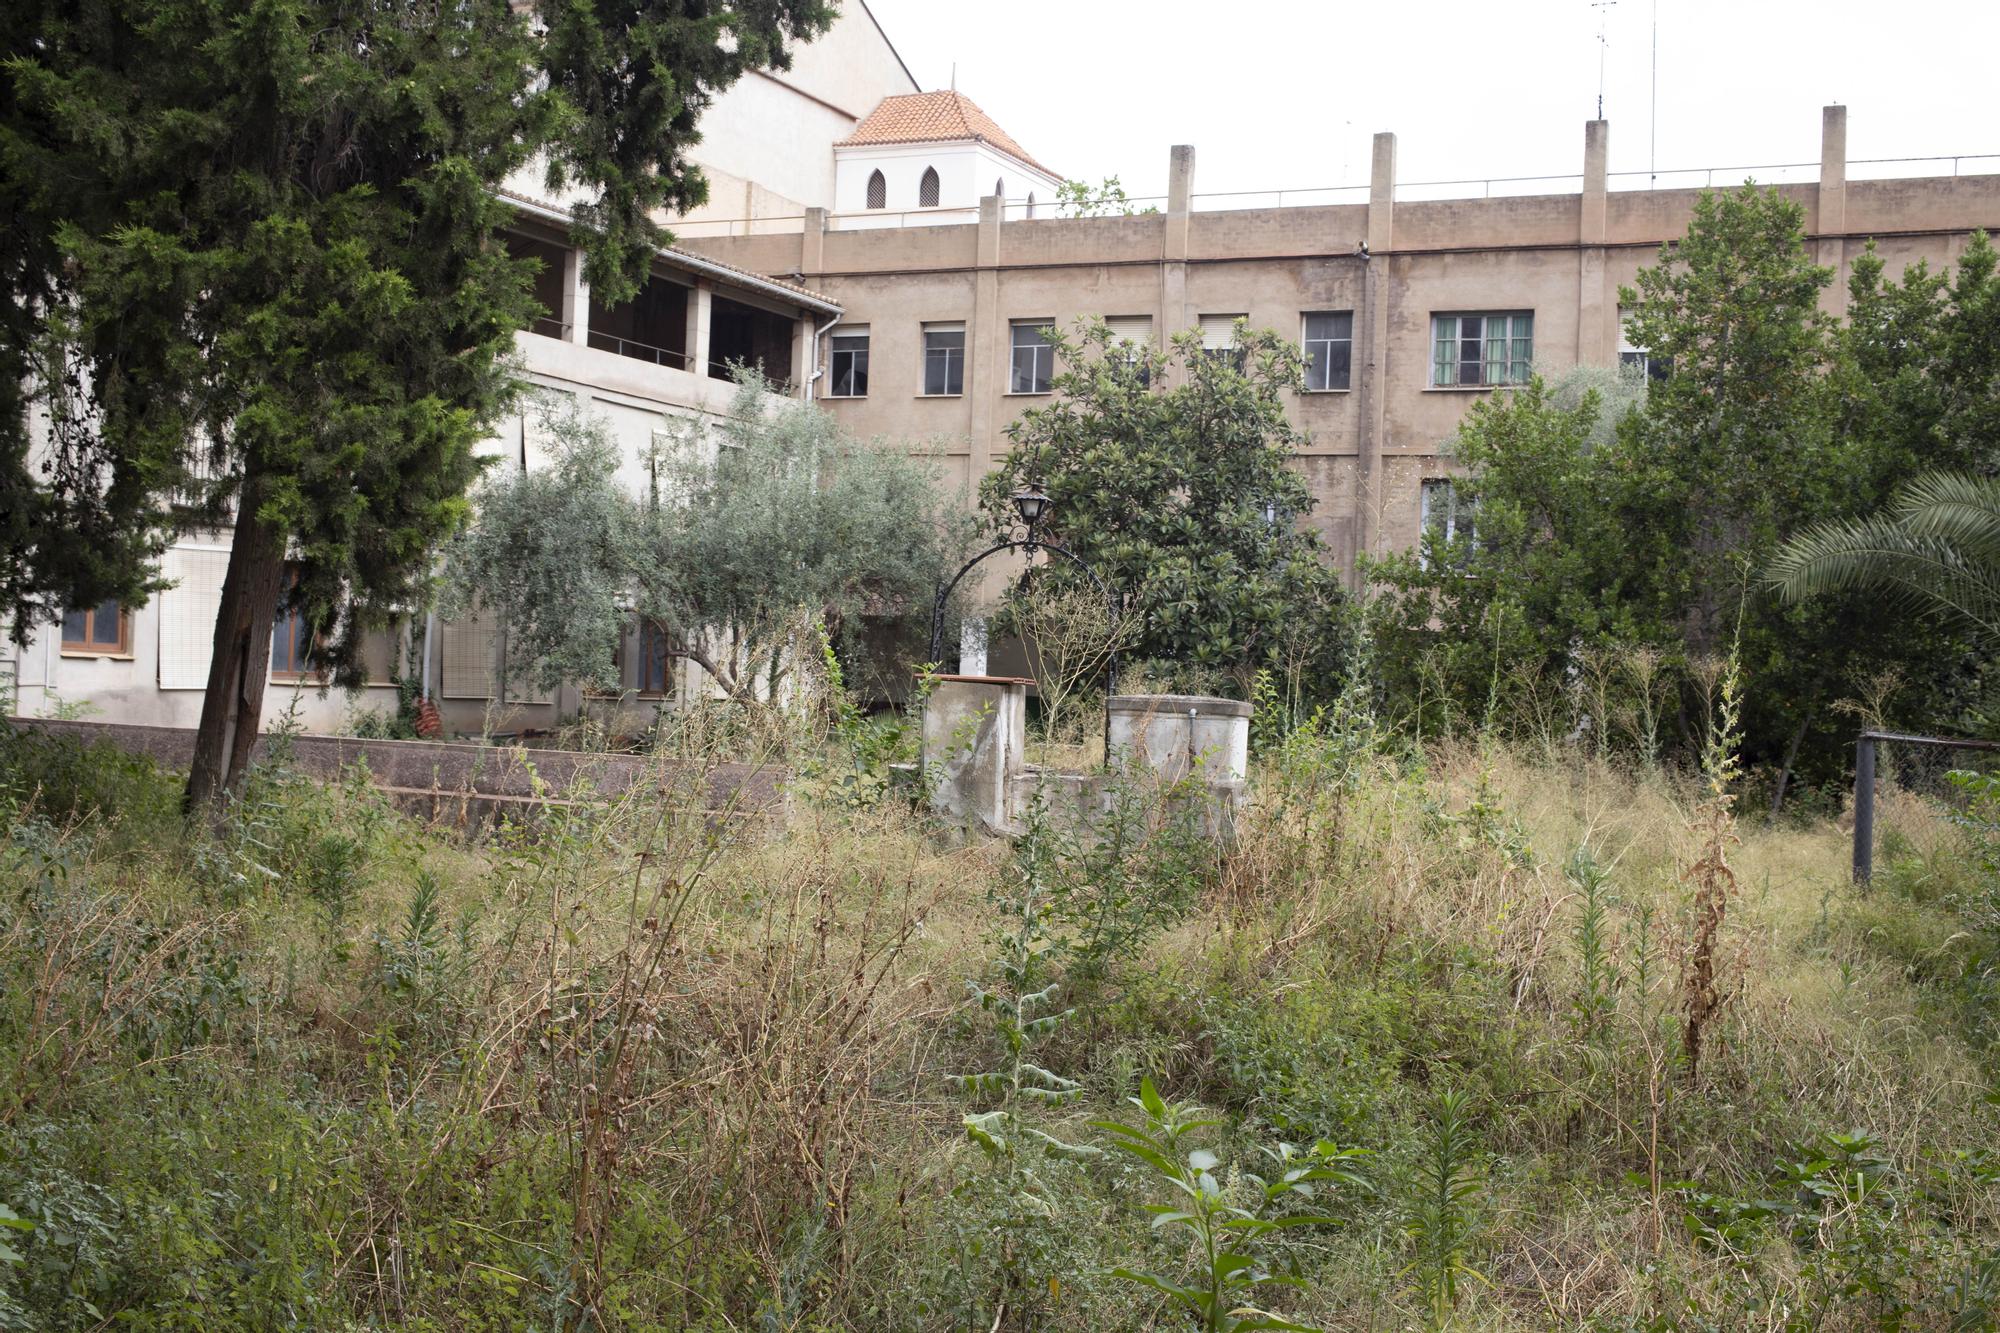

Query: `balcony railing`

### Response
(586, 330, 693, 371)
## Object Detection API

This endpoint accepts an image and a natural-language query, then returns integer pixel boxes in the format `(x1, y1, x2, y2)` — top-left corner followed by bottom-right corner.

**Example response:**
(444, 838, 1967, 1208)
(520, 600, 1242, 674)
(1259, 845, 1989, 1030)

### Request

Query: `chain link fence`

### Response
(1852, 730, 2000, 883)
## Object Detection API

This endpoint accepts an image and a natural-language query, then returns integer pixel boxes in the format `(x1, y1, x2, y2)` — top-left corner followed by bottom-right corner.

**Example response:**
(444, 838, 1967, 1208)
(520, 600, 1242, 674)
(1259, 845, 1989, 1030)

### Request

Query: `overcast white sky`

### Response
(861, 0, 1998, 200)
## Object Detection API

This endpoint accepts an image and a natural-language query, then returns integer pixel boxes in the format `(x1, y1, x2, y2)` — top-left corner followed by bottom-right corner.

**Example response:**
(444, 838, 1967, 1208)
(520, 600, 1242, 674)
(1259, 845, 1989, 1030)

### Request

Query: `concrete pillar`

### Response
(687, 282, 712, 377)
(969, 194, 1002, 462)
(1350, 132, 1396, 582)
(958, 618, 989, 677)
(1579, 120, 1611, 364)
(922, 674, 1029, 834)
(1818, 104, 1848, 235)
(562, 244, 590, 346)
(791, 316, 811, 397)
(1818, 105, 1850, 318)
(802, 206, 827, 277)
(1365, 132, 1396, 254)
(1161, 145, 1195, 341)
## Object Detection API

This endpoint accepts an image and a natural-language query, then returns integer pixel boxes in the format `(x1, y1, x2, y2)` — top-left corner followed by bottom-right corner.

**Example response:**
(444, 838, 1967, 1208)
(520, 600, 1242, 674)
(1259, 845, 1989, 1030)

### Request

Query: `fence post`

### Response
(1853, 733, 1876, 885)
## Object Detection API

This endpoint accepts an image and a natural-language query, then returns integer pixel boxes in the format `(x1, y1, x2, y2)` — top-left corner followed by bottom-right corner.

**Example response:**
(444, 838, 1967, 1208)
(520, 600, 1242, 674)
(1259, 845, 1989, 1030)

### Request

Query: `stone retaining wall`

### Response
(7, 719, 787, 825)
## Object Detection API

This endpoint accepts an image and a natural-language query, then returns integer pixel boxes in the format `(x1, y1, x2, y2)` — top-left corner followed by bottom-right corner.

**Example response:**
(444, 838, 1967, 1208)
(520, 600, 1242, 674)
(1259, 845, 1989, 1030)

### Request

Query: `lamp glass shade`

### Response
(1013, 486, 1051, 529)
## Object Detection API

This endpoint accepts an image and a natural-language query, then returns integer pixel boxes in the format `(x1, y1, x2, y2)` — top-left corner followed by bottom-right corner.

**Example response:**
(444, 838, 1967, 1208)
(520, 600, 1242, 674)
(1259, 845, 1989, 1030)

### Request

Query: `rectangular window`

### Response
(1105, 316, 1153, 384)
(1419, 478, 1477, 570)
(270, 566, 317, 679)
(1430, 312, 1533, 387)
(1198, 313, 1246, 369)
(1618, 307, 1671, 382)
(60, 599, 128, 655)
(828, 327, 869, 397)
(1104, 316, 1152, 348)
(637, 619, 680, 697)
(1302, 311, 1353, 391)
(1009, 321, 1054, 394)
(923, 324, 964, 396)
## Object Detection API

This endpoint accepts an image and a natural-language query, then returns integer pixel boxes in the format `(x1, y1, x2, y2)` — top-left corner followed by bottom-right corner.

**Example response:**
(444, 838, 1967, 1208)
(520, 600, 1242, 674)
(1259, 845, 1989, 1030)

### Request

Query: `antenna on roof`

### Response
(950, 62, 956, 92)
(1649, 0, 1658, 185)
(1593, 0, 1617, 120)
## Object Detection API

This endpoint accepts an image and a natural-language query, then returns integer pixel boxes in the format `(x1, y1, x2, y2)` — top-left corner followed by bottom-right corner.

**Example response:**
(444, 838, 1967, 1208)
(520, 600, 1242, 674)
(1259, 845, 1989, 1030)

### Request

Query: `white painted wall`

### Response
(833, 140, 1063, 224)
(678, 4, 919, 224)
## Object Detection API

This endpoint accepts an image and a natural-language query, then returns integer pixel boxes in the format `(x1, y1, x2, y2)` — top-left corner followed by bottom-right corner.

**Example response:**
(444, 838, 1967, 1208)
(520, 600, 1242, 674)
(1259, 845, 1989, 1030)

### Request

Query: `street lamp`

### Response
(928, 484, 1118, 697)
(1012, 484, 1052, 537)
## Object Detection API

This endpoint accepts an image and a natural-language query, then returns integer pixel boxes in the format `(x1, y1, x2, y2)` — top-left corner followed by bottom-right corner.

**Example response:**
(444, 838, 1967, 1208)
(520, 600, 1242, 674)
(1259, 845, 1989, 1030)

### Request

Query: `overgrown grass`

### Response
(1, 720, 1996, 1330)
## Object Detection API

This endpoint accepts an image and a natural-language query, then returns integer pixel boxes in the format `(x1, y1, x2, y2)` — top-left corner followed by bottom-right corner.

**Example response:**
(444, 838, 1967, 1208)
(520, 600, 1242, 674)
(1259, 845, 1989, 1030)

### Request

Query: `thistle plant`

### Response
(952, 805, 1097, 1330)
(1566, 845, 1621, 1047)
(1401, 1088, 1487, 1330)
(1097, 1077, 1364, 1333)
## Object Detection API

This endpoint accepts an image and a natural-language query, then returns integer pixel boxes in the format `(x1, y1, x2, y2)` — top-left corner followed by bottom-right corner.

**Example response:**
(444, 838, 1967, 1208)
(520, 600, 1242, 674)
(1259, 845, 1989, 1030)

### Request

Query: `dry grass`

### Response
(2, 727, 1996, 1329)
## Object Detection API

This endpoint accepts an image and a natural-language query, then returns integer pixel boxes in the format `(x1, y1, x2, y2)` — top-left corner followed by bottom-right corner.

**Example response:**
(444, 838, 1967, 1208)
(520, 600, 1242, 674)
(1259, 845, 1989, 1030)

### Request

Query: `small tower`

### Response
(834, 90, 1061, 217)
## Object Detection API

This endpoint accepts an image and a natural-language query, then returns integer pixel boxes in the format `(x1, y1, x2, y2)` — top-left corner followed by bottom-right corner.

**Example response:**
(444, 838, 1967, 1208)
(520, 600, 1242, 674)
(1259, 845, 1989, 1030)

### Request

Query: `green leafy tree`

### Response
(1371, 187, 1991, 780)
(444, 398, 635, 699)
(1053, 176, 1154, 218)
(449, 379, 973, 706)
(0, 0, 833, 809)
(984, 320, 1345, 696)
(636, 377, 976, 702)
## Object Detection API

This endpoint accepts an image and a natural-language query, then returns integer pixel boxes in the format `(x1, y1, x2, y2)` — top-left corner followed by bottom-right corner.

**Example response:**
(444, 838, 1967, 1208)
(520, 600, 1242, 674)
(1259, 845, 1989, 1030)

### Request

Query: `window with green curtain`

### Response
(1432, 315, 1457, 386)
(1484, 316, 1510, 385)
(1510, 313, 1534, 382)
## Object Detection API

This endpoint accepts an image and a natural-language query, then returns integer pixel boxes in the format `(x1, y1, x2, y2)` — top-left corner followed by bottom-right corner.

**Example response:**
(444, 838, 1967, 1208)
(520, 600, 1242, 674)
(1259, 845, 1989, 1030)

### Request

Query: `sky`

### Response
(860, 0, 1999, 201)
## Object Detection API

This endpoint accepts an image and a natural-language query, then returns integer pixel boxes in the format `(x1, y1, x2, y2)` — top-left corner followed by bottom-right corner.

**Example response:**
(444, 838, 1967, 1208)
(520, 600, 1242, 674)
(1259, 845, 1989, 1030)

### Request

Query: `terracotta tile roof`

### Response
(837, 90, 1056, 178)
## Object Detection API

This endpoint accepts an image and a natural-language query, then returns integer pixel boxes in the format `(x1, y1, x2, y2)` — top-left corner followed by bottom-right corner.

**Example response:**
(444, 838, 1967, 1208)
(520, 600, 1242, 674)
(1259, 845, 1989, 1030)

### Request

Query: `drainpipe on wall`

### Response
(804, 312, 841, 403)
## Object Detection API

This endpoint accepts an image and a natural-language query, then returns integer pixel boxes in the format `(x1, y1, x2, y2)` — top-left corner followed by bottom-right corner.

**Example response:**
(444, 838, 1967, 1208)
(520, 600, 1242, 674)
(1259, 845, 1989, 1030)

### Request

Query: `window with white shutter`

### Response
(441, 612, 495, 700)
(157, 545, 231, 689)
(1104, 316, 1151, 347)
(1198, 314, 1247, 369)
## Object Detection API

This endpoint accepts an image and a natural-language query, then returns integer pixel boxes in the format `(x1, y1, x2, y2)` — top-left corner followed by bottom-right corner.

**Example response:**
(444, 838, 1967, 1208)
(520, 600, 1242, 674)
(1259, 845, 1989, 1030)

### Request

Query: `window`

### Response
(866, 169, 886, 210)
(1026, 192, 1036, 219)
(1618, 306, 1671, 382)
(923, 324, 965, 395)
(1009, 321, 1054, 393)
(1105, 316, 1152, 384)
(1302, 311, 1353, 391)
(1430, 313, 1533, 387)
(829, 327, 869, 397)
(1199, 314, 1246, 370)
(637, 619, 680, 697)
(60, 599, 128, 656)
(918, 166, 940, 208)
(270, 567, 317, 679)
(1419, 478, 1476, 569)
(994, 177, 1004, 199)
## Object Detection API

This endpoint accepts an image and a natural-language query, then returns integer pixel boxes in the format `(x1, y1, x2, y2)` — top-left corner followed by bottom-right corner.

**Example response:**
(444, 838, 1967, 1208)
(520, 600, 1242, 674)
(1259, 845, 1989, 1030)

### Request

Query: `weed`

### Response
(1097, 1076, 1364, 1333)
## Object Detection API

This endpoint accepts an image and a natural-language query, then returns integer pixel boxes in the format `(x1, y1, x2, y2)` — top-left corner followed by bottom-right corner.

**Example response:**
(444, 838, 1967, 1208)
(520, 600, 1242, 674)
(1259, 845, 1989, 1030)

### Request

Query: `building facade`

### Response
(681, 106, 2000, 585)
(8, 47, 1998, 737)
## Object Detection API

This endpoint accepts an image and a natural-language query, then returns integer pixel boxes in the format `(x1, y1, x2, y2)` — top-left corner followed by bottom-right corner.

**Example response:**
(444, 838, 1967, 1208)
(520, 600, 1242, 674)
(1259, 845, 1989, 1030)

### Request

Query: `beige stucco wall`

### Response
(673, 3, 918, 231)
(684, 109, 2000, 588)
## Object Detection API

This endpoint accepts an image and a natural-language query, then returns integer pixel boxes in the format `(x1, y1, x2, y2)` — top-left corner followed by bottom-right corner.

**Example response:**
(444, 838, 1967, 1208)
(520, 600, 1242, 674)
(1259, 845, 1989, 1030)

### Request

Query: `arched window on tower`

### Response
(994, 177, 1005, 201)
(919, 166, 940, 208)
(866, 169, 886, 210)
(1026, 191, 1037, 219)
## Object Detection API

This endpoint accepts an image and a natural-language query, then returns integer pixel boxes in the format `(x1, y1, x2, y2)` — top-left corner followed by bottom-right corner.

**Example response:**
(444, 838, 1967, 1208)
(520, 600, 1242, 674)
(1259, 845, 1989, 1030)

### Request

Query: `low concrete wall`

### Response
(1108, 694, 1251, 784)
(7, 718, 787, 824)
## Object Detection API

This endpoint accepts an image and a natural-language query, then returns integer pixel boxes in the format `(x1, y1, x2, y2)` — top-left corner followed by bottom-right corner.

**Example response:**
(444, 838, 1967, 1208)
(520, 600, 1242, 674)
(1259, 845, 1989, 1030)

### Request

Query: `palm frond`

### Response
(1891, 471, 2000, 563)
(1767, 502, 2000, 645)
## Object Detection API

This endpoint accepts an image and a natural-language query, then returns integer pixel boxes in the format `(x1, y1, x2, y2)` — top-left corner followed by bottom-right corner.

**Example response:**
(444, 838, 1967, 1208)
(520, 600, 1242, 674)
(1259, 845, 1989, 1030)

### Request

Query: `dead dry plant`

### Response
(1678, 647, 1742, 1086)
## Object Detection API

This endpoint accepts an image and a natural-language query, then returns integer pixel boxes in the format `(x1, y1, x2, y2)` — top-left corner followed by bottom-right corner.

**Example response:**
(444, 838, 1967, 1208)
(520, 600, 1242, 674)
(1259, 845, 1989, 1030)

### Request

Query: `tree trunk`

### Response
(1769, 712, 1811, 820)
(184, 483, 285, 814)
